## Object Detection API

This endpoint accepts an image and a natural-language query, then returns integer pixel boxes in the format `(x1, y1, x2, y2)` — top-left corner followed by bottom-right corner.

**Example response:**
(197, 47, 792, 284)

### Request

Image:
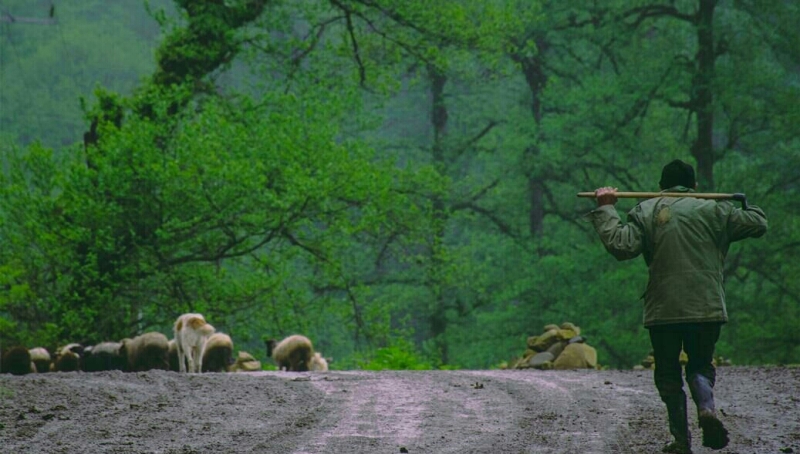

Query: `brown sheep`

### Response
(29, 347, 52, 373)
(266, 335, 314, 372)
(119, 332, 170, 372)
(1, 346, 34, 375)
(201, 333, 233, 373)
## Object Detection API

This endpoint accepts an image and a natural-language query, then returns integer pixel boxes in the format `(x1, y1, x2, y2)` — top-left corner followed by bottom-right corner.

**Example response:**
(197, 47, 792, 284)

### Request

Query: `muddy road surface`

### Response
(1, 367, 798, 453)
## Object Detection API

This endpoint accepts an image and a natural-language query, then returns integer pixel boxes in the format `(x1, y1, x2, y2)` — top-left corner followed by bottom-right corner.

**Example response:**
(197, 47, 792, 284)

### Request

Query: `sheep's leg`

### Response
(196, 341, 208, 373)
(176, 341, 186, 373)
(192, 346, 203, 373)
(187, 347, 197, 373)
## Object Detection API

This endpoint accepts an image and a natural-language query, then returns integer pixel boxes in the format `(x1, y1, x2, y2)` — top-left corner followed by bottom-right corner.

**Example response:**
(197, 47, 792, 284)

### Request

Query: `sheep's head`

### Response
(61, 343, 84, 356)
(265, 339, 277, 358)
(200, 323, 215, 336)
(185, 315, 214, 334)
(118, 339, 132, 357)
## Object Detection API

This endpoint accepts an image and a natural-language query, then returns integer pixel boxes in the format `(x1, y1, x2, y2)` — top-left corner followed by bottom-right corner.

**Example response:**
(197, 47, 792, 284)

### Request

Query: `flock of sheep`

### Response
(0, 313, 329, 376)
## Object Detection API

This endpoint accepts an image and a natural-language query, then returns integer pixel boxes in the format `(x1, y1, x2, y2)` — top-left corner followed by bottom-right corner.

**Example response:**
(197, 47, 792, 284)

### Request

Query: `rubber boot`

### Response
(688, 374, 729, 450)
(662, 394, 692, 454)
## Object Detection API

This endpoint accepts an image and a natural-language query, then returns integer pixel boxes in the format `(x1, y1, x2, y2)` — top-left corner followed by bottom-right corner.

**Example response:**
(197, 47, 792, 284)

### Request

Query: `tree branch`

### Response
(451, 201, 517, 238)
(620, 5, 695, 28)
(452, 120, 501, 158)
(331, 0, 367, 86)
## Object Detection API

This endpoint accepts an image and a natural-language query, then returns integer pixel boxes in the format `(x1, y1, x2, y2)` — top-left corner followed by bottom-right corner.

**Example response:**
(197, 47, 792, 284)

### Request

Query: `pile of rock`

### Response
(634, 350, 687, 370)
(714, 356, 733, 367)
(511, 322, 598, 370)
(634, 350, 732, 370)
(228, 350, 261, 372)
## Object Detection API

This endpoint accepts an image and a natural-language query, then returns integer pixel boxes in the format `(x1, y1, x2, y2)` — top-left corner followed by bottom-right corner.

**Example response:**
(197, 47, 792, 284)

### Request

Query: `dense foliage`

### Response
(1, 0, 798, 369)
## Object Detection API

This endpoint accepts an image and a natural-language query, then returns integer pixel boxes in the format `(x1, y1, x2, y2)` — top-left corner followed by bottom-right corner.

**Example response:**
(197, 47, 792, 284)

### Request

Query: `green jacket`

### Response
(587, 186, 768, 327)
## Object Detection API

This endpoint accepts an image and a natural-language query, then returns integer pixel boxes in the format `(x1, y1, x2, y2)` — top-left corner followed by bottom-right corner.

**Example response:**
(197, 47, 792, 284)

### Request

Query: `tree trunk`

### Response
(518, 40, 548, 236)
(428, 63, 449, 364)
(690, 0, 716, 191)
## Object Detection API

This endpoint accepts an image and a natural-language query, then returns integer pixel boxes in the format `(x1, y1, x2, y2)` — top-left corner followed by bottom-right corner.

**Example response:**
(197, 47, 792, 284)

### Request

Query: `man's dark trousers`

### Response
(648, 322, 723, 400)
(649, 322, 729, 451)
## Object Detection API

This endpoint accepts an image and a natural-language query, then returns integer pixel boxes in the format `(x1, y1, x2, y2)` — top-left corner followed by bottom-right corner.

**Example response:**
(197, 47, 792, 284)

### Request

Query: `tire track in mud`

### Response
(292, 370, 658, 454)
(294, 372, 425, 453)
(469, 370, 645, 454)
(294, 370, 536, 453)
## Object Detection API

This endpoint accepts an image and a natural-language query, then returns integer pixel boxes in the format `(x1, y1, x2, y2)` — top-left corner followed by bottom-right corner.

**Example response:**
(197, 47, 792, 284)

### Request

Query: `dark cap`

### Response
(659, 159, 696, 190)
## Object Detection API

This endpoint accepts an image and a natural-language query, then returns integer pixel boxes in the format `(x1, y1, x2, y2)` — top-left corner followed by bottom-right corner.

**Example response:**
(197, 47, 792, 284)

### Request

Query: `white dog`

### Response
(173, 313, 215, 373)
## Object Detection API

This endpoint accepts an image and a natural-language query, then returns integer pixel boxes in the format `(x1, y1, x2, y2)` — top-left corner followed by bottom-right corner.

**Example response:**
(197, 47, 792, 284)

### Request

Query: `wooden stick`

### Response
(576, 191, 739, 200)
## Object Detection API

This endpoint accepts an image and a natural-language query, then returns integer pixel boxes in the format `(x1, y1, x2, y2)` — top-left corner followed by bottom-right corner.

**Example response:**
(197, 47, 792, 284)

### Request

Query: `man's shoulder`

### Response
(631, 196, 722, 217)
(629, 197, 659, 215)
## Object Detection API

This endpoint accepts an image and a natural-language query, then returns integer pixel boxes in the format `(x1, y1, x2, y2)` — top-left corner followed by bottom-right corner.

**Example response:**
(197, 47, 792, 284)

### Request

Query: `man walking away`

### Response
(586, 159, 767, 453)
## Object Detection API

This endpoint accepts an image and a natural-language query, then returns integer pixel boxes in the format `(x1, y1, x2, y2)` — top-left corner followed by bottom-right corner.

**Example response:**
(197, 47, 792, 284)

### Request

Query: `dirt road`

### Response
(1, 367, 798, 453)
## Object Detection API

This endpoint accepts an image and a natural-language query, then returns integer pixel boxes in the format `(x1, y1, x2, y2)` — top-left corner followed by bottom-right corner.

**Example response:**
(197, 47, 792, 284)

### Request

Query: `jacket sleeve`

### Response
(726, 203, 768, 242)
(586, 205, 643, 261)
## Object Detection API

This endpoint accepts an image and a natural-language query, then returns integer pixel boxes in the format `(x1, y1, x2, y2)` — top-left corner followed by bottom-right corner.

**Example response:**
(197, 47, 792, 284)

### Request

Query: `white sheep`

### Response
(82, 342, 125, 372)
(29, 347, 52, 374)
(201, 332, 233, 373)
(174, 313, 215, 373)
(309, 352, 329, 372)
(266, 335, 314, 372)
(119, 332, 170, 372)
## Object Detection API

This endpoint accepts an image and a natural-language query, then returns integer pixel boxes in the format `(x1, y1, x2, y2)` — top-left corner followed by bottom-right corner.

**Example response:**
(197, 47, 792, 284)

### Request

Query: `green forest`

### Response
(1, 0, 798, 370)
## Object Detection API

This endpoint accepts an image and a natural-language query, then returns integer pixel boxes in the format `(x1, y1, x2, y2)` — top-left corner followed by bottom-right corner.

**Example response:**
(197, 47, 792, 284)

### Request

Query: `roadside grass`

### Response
(0, 385, 14, 399)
